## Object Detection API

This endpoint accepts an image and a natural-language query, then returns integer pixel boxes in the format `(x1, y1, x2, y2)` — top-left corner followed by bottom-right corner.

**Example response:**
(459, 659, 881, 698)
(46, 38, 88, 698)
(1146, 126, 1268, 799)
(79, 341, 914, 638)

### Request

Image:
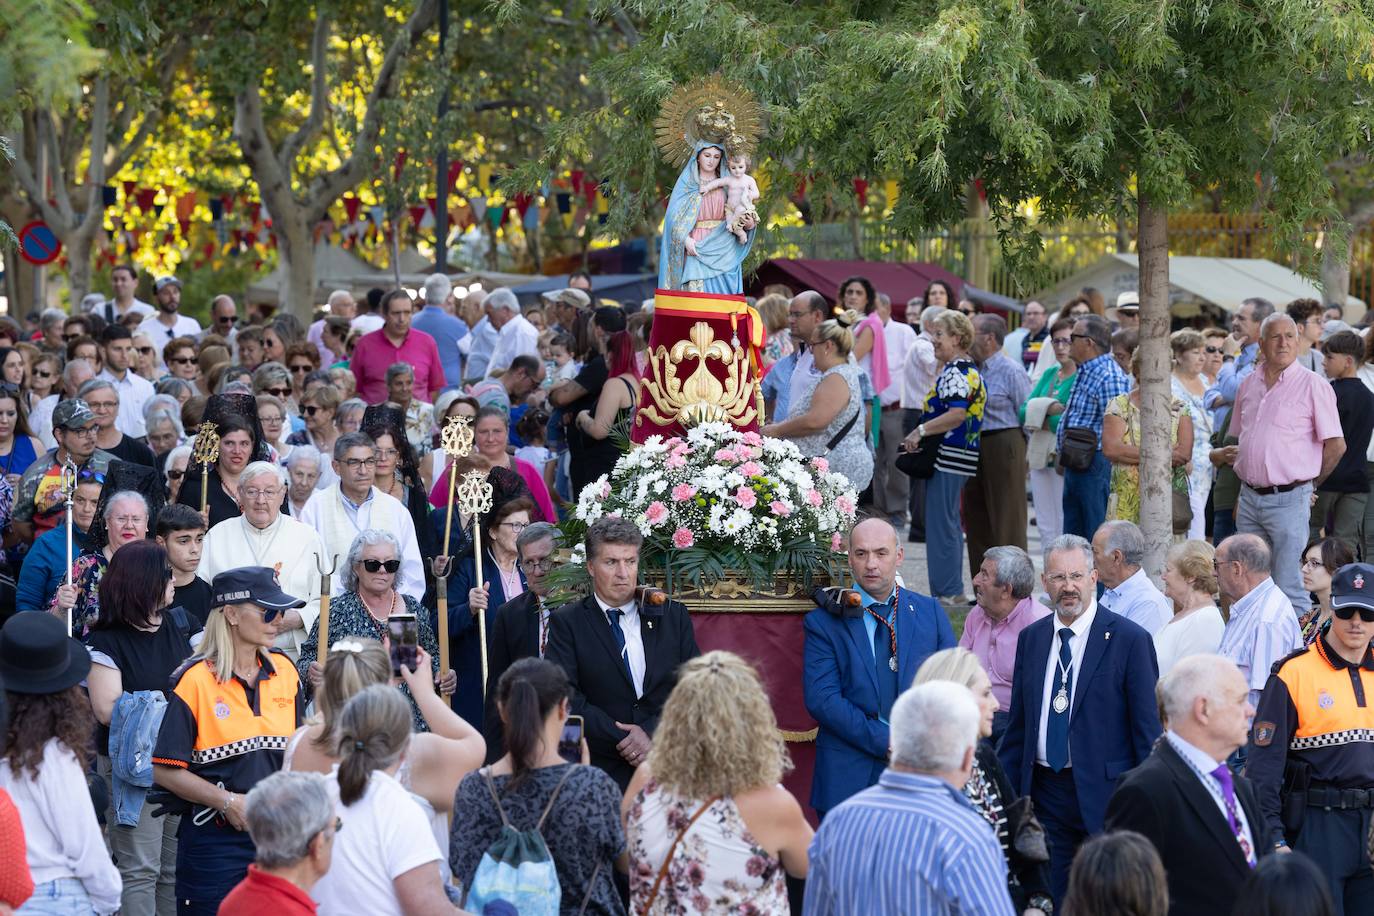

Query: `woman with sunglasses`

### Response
(86, 540, 203, 915)
(163, 336, 201, 384)
(1299, 536, 1356, 647)
(288, 386, 341, 463)
(296, 529, 452, 728)
(132, 331, 162, 382)
(256, 393, 294, 465)
(27, 351, 60, 407)
(1170, 329, 1213, 540)
(285, 344, 320, 402)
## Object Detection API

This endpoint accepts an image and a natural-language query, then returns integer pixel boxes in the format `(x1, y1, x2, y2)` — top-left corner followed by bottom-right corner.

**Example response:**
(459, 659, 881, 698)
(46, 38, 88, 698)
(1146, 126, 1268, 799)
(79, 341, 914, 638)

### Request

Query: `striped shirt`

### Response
(1057, 352, 1131, 452)
(803, 770, 1015, 916)
(1218, 577, 1304, 706)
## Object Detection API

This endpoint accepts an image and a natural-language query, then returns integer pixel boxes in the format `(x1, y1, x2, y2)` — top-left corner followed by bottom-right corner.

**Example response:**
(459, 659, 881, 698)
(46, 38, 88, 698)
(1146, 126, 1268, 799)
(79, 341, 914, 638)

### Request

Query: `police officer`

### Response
(1248, 562, 1374, 911)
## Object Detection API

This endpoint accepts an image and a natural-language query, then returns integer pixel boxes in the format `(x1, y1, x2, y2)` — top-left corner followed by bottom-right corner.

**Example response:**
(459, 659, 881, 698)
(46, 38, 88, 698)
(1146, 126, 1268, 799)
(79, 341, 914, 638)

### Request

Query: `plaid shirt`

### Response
(1057, 352, 1131, 452)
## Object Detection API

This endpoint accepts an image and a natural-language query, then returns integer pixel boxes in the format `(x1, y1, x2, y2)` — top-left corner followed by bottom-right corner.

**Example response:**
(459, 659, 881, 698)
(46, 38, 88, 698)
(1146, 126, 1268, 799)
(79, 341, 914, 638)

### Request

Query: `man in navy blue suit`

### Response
(998, 533, 1161, 905)
(803, 517, 957, 818)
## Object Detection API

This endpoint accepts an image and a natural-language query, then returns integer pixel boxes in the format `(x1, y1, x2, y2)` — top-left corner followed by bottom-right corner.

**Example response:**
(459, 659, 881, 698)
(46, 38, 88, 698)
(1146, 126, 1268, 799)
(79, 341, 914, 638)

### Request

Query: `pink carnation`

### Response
(805, 489, 824, 507)
(738, 461, 763, 478)
(599, 481, 612, 499)
(671, 484, 697, 502)
(665, 454, 687, 470)
(810, 457, 830, 473)
(734, 486, 757, 509)
(836, 495, 855, 515)
(672, 527, 695, 548)
(831, 532, 844, 552)
(770, 500, 792, 517)
(645, 501, 668, 525)
(741, 431, 763, 446)
(714, 448, 738, 463)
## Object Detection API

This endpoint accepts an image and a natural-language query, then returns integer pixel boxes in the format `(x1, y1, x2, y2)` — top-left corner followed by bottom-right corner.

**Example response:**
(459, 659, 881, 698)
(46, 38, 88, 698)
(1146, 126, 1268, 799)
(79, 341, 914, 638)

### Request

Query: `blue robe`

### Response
(658, 141, 755, 294)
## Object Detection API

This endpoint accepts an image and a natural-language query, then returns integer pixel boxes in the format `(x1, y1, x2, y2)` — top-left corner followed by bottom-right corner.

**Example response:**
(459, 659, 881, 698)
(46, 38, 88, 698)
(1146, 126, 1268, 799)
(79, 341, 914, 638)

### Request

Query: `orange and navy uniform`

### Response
(1246, 634, 1374, 846)
(152, 648, 303, 796)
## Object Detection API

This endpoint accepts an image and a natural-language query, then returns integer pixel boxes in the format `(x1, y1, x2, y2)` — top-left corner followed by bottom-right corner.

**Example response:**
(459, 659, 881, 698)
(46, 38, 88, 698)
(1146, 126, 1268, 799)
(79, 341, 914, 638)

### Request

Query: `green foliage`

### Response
(0, 0, 103, 118)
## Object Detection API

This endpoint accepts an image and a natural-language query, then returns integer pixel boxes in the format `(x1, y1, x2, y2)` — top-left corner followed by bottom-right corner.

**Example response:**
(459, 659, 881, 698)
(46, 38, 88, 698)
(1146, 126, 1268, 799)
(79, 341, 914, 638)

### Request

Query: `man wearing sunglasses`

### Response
(1247, 562, 1374, 908)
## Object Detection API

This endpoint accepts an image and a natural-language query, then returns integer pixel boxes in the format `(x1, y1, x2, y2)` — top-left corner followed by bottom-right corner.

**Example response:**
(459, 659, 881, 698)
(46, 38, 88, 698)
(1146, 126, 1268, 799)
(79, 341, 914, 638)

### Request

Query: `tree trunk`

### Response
(1321, 224, 1352, 316)
(65, 234, 94, 309)
(277, 214, 316, 317)
(1136, 193, 1172, 582)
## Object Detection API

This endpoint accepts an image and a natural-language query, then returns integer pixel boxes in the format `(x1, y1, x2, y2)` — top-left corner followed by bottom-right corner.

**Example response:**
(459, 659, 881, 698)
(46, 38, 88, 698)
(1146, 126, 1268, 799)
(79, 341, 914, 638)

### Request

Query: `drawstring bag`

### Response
(464, 766, 574, 916)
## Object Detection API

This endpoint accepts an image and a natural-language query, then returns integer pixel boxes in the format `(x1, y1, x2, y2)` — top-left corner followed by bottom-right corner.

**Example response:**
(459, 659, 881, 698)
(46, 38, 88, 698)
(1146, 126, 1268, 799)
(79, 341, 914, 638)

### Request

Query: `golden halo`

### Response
(654, 74, 765, 168)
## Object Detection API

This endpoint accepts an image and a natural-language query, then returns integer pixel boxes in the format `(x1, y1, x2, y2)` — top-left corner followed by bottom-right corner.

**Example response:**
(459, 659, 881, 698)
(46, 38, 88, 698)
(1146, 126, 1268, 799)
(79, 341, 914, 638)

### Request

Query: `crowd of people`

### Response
(0, 263, 1368, 915)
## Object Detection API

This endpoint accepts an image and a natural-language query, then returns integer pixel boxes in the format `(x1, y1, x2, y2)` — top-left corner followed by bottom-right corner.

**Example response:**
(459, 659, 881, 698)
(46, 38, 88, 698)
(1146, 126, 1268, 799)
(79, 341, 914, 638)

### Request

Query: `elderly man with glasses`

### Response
(198, 460, 325, 660)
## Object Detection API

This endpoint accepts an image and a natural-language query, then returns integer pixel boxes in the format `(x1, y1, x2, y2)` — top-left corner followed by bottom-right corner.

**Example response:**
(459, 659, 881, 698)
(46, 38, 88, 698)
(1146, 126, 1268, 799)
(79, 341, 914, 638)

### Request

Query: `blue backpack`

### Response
(464, 766, 573, 916)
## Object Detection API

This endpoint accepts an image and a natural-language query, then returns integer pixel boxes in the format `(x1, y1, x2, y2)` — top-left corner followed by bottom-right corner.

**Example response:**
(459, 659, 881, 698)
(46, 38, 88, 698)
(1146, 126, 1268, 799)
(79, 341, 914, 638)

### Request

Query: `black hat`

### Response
(211, 567, 306, 622)
(1331, 563, 1374, 611)
(0, 612, 91, 694)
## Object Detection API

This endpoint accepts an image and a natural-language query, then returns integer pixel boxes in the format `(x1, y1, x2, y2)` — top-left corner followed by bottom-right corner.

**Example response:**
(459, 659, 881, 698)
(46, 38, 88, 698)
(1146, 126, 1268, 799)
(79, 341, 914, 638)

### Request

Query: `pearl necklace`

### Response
(360, 589, 398, 628)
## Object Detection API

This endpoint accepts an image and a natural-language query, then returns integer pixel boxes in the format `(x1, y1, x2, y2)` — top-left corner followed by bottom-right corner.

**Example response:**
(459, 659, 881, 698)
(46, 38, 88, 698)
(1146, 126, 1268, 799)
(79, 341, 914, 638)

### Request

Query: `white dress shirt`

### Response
(485, 313, 541, 378)
(351, 314, 384, 335)
(879, 318, 917, 406)
(594, 592, 646, 698)
(1036, 599, 1099, 767)
(900, 333, 939, 410)
(785, 348, 820, 421)
(1100, 567, 1173, 635)
(1165, 730, 1257, 864)
(97, 367, 155, 438)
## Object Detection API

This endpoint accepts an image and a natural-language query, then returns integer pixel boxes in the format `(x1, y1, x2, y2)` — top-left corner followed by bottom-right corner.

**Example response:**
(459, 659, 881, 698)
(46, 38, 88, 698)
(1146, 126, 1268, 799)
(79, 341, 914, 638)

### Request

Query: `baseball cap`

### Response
(1115, 291, 1140, 312)
(80, 293, 106, 314)
(1330, 563, 1374, 611)
(211, 566, 306, 622)
(154, 276, 182, 292)
(52, 399, 96, 431)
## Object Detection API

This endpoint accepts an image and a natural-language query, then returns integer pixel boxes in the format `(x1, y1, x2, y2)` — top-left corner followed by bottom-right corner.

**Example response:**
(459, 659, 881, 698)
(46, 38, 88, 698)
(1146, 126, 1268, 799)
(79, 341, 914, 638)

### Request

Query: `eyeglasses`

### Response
(361, 559, 401, 573)
(136, 346, 154, 356)
(376, 447, 399, 460)
(1051, 337, 1071, 346)
(85, 401, 117, 411)
(111, 515, 146, 527)
(266, 387, 292, 398)
(1333, 605, 1374, 623)
(304, 405, 327, 416)
(342, 457, 377, 470)
(260, 415, 284, 425)
(241, 487, 281, 501)
(166, 469, 185, 481)
(1204, 346, 1223, 354)
(170, 356, 196, 365)
(1069, 333, 1091, 341)
(519, 556, 555, 573)
(34, 369, 52, 378)
(63, 332, 82, 341)
(1301, 556, 1326, 570)
(65, 426, 98, 438)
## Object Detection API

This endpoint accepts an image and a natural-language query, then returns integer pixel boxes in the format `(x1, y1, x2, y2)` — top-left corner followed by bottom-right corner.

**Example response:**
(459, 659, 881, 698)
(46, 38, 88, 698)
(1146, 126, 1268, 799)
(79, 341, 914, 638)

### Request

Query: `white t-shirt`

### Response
(313, 770, 444, 916)
(1153, 605, 1226, 676)
(352, 314, 385, 335)
(138, 313, 203, 344)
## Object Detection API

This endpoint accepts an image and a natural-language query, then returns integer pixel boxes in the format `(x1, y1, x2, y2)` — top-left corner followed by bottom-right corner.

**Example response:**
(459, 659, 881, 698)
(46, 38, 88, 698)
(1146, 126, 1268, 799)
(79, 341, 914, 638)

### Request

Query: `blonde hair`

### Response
(930, 309, 975, 350)
(756, 294, 790, 334)
(1167, 540, 1217, 596)
(647, 651, 790, 799)
(336, 685, 410, 806)
(814, 308, 861, 358)
(311, 639, 391, 754)
(197, 608, 271, 684)
(914, 647, 986, 691)
(1170, 329, 1204, 358)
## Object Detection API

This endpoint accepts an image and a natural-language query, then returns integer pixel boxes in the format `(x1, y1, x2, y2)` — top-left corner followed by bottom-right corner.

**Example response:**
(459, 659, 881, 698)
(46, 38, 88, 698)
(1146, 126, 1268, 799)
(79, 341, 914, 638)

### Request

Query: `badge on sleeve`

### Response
(1253, 722, 1276, 746)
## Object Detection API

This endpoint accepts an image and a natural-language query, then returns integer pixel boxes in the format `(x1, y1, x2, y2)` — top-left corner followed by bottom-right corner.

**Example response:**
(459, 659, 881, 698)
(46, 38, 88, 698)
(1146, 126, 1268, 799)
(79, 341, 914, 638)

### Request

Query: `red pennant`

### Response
(426, 196, 438, 216)
(853, 178, 869, 208)
(121, 180, 136, 199)
(343, 195, 362, 223)
(570, 170, 585, 194)
(135, 188, 158, 211)
(447, 161, 465, 192)
(512, 192, 533, 218)
(974, 178, 986, 202)
(202, 242, 216, 258)
(393, 150, 408, 182)
(583, 180, 598, 208)
(178, 218, 191, 236)
(246, 202, 261, 224)
(408, 204, 426, 226)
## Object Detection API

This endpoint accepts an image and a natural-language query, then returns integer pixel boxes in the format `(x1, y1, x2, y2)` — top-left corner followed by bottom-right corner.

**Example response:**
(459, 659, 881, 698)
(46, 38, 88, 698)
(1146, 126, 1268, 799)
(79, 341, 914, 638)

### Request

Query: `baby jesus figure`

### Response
(702, 153, 760, 244)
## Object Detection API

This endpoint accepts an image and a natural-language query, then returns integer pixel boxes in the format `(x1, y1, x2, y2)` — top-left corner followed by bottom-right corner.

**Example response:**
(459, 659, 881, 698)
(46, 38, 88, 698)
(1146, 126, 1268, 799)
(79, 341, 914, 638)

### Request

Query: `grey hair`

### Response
(252, 361, 291, 394)
(165, 444, 192, 472)
(104, 490, 147, 521)
(143, 394, 184, 431)
(326, 289, 354, 309)
(155, 377, 195, 401)
(984, 546, 1035, 599)
(890, 681, 980, 773)
(1219, 533, 1271, 574)
(63, 358, 95, 388)
(341, 528, 401, 593)
(244, 771, 334, 869)
(1098, 520, 1145, 568)
(1244, 297, 1275, 322)
(1259, 311, 1297, 341)
(1075, 314, 1112, 353)
(336, 398, 366, 425)
(423, 273, 452, 305)
(516, 521, 560, 558)
(920, 305, 947, 332)
(585, 516, 643, 562)
(40, 308, 66, 331)
(385, 362, 414, 385)
(1159, 654, 1241, 724)
(1044, 533, 1094, 571)
(77, 378, 116, 402)
(333, 431, 375, 461)
(482, 287, 521, 315)
(974, 313, 1008, 345)
(286, 444, 322, 471)
(240, 460, 287, 489)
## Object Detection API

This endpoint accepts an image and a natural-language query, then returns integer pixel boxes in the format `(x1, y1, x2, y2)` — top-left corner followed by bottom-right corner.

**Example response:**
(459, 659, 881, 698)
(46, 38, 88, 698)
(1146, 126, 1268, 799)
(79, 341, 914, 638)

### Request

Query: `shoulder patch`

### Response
(1253, 721, 1276, 747)
(1272, 645, 1311, 675)
(168, 654, 208, 686)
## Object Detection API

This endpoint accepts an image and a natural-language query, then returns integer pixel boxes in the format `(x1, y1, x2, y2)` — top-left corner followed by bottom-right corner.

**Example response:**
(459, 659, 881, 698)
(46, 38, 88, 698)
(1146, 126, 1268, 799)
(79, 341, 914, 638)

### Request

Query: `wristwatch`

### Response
(916, 423, 926, 438)
(1027, 894, 1053, 914)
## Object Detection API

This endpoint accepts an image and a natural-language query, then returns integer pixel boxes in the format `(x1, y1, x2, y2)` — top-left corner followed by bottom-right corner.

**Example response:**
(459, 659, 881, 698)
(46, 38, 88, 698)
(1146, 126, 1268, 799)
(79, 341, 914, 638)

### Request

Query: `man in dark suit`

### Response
(999, 533, 1161, 904)
(483, 521, 561, 762)
(545, 516, 699, 789)
(1106, 654, 1266, 916)
(803, 517, 957, 818)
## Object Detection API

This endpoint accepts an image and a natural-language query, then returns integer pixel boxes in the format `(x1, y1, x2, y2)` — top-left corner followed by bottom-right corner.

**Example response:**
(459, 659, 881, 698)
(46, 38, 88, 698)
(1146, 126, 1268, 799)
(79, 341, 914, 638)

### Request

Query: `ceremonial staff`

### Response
(313, 551, 338, 658)
(60, 459, 76, 636)
(434, 415, 474, 681)
(456, 469, 494, 696)
(191, 422, 221, 517)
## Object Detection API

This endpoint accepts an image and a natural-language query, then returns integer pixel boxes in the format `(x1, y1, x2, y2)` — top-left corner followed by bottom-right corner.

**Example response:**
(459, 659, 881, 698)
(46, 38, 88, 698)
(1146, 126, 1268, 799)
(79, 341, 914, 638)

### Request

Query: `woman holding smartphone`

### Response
(450, 658, 628, 915)
(295, 529, 454, 730)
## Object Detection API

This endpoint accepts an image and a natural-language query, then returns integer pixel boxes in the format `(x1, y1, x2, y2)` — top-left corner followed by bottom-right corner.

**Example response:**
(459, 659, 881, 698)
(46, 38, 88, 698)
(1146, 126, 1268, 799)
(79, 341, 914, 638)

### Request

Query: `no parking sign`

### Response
(18, 221, 61, 265)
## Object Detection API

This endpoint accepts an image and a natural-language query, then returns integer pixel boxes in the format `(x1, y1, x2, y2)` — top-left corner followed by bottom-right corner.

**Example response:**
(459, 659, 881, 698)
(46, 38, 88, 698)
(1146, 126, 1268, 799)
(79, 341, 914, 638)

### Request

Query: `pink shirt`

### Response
(350, 328, 445, 404)
(958, 596, 1052, 710)
(1231, 360, 1342, 488)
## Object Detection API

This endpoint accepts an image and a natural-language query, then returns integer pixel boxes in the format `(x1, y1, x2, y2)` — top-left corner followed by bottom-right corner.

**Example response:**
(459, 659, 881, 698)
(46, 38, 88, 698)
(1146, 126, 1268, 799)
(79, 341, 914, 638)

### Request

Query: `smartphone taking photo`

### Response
(558, 715, 584, 764)
(387, 613, 419, 677)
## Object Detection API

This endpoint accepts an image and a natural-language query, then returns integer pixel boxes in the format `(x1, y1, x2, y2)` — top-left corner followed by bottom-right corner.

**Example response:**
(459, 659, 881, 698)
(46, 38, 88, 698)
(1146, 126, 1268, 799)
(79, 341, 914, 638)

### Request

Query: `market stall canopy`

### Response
(1036, 254, 1365, 317)
(510, 273, 656, 309)
(747, 259, 969, 319)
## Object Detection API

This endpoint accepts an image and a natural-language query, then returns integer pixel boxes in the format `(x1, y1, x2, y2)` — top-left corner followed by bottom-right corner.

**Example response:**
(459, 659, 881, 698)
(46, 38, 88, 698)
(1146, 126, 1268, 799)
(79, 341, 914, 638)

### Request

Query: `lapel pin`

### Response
(1105, 631, 1112, 641)
(647, 620, 654, 630)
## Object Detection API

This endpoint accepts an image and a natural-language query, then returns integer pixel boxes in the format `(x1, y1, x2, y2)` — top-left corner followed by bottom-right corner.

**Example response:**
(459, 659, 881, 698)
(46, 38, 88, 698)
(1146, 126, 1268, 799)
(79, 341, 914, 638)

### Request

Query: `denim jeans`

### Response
(926, 469, 969, 598)
(1062, 450, 1112, 540)
(17, 879, 93, 915)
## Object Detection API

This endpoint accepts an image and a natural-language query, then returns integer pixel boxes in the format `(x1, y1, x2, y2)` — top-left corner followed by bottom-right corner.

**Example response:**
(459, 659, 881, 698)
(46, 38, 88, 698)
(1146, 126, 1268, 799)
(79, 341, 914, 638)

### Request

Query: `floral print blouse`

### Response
(626, 779, 787, 915)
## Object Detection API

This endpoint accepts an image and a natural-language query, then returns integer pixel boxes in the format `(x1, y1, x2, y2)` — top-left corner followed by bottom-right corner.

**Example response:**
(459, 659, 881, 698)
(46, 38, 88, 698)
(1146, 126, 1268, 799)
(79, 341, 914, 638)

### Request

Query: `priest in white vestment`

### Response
(298, 431, 425, 601)
(197, 460, 326, 660)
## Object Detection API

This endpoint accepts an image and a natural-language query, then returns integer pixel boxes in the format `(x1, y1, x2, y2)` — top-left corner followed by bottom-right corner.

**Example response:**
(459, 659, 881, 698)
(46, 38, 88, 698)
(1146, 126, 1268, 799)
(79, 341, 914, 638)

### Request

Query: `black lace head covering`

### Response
(187, 392, 271, 476)
(360, 404, 419, 486)
(87, 459, 167, 550)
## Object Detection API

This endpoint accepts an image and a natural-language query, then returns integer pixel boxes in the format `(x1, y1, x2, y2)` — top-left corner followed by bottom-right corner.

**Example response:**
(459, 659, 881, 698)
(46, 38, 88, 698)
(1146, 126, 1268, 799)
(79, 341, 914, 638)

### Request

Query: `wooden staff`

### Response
(455, 470, 494, 696)
(191, 422, 221, 517)
(434, 415, 473, 685)
(60, 459, 76, 636)
(313, 551, 338, 658)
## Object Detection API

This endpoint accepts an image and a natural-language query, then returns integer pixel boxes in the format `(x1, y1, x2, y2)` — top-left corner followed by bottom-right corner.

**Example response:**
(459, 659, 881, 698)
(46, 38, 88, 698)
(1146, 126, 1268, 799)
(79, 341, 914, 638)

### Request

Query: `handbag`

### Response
(1003, 795, 1050, 865)
(1058, 426, 1098, 472)
(641, 795, 720, 912)
(895, 434, 940, 480)
(1172, 481, 1193, 535)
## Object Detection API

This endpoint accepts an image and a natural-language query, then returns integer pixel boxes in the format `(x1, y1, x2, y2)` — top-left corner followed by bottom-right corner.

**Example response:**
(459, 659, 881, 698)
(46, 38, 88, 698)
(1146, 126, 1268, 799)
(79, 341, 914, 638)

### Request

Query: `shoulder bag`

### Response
(641, 795, 722, 913)
(1057, 426, 1098, 472)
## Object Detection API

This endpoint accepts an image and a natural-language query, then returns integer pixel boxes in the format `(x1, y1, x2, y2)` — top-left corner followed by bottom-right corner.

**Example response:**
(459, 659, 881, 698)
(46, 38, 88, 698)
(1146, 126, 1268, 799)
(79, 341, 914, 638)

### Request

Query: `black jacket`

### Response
(544, 593, 700, 790)
(1105, 738, 1269, 916)
(482, 590, 545, 763)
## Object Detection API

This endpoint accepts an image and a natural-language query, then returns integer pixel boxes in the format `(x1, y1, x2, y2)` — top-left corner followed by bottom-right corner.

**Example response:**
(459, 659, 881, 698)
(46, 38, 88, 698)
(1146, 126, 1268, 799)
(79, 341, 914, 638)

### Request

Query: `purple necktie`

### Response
(1211, 763, 1254, 866)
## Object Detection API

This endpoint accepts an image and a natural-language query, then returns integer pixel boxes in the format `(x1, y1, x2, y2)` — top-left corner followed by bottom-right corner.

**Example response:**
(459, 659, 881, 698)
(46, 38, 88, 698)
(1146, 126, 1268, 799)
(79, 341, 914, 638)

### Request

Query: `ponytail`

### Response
(335, 685, 410, 806)
(496, 658, 571, 788)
